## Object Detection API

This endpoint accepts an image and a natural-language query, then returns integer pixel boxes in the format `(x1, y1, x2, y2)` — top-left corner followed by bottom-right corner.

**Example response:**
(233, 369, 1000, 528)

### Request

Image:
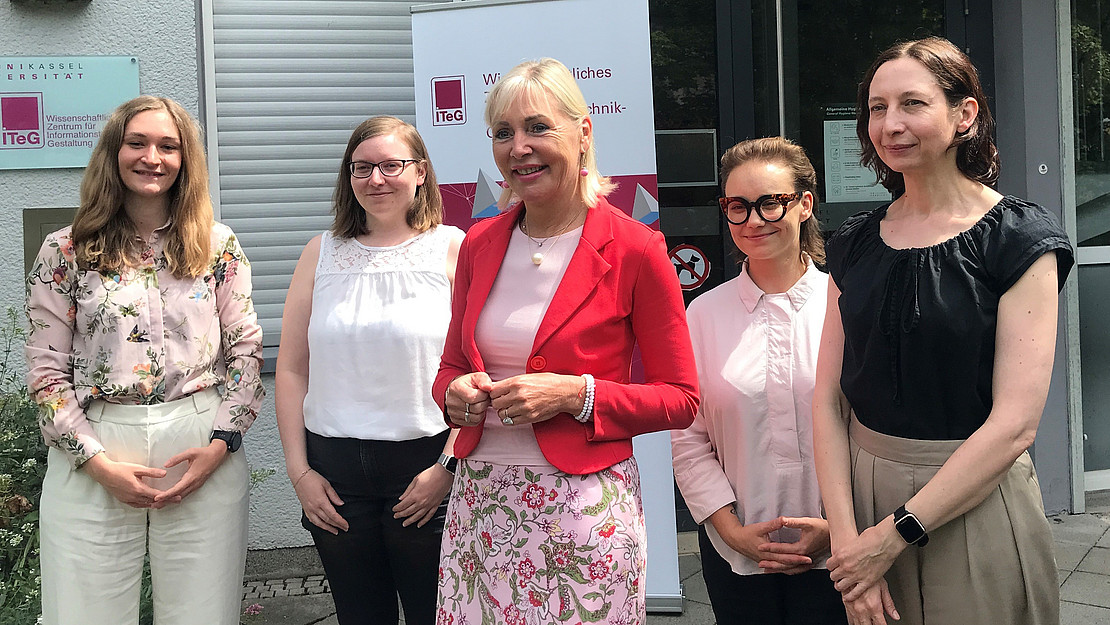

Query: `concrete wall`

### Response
(246, 375, 313, 549)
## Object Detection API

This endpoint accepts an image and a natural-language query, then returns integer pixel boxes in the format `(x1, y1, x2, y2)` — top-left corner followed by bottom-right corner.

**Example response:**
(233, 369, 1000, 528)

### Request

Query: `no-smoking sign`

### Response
(669, 244, 710, 291)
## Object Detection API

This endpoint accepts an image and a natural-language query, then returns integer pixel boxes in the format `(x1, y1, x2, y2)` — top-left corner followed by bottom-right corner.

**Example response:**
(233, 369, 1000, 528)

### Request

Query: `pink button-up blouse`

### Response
(671, 261, 828, 575)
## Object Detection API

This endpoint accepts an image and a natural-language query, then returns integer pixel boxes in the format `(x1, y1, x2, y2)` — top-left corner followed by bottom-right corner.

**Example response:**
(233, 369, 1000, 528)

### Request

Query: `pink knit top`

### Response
(471, 223, 583, 465)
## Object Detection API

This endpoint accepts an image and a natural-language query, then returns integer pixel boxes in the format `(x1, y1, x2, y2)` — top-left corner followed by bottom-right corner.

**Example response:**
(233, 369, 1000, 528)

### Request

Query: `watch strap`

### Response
(437, 453, 458, 473)
(893, 505, 929, 546)
(210, 429, 242, 453)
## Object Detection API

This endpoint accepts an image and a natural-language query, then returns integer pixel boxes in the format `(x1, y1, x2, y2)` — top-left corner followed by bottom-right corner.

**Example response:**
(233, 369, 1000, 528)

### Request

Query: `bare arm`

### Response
(275, 235, 319, 482)
(902, 251, 1058, 527)
(813, 276, 899, 623)
(812, 277, 857, 547)
(392, 229, 467, 527)
(445, 227, 463, 290)
(275, 236, 348, 534)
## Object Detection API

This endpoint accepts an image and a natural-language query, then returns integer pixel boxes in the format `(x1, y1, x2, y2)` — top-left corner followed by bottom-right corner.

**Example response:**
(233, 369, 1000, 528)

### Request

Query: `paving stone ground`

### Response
(242, 495, 1110, 625)
(243, 574, 330, 601)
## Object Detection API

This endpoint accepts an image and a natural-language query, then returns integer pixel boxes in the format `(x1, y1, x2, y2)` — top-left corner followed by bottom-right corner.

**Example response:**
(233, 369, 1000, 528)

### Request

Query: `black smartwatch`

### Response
(893, 505, 929, 546)
(437, 453, 458, 473)
(210, 430, 242, 453)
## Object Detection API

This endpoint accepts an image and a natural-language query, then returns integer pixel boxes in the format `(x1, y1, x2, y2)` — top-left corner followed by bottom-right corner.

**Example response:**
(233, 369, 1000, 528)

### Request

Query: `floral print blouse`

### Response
(25, 221, 264, 469)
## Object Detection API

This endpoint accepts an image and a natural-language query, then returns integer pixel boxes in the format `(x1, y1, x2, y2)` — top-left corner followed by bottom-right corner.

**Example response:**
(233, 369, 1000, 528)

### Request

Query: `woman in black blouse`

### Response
(813, 37, 1072, 625)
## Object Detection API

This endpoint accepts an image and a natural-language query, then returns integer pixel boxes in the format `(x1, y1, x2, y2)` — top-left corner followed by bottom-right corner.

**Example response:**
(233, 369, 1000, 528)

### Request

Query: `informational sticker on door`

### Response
(1, 56, 139, 170)
(822, 104, 890, 203)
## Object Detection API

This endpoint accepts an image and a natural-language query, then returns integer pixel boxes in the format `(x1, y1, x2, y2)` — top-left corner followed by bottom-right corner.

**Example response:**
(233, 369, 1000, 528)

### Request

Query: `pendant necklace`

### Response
(520, 213, 578, 266)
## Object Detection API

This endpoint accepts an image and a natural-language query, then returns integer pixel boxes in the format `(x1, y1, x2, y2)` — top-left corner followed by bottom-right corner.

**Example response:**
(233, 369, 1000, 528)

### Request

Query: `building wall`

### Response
(246, 375, 312, 549)
(993, 0, 1079, 514)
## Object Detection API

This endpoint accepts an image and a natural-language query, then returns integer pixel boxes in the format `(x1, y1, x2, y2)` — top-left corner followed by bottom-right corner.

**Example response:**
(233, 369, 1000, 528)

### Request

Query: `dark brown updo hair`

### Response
(719, 136, 824, 266)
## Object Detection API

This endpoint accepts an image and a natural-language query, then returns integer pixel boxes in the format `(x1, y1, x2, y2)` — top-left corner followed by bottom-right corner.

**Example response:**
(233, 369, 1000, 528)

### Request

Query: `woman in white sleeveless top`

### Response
(275, 116, 464, 625)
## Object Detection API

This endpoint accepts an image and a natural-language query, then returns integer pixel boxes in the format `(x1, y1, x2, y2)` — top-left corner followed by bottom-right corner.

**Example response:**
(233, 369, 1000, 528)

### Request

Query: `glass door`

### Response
(1072, 0, 1110, 491)
(745, 0, 986, 231)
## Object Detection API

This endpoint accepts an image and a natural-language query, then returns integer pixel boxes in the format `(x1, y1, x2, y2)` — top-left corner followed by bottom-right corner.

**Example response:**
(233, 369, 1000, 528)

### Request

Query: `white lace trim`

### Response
(316, 227, 453, 275)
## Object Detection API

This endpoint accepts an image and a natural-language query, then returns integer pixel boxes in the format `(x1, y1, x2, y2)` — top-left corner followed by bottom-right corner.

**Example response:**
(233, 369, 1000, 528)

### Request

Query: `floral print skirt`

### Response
(436, 457, 646, 625)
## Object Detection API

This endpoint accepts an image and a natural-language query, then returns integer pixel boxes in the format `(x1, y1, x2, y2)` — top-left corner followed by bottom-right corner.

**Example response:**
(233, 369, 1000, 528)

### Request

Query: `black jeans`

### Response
(699, 524, 848, 625)
(303, 430, 449, 625)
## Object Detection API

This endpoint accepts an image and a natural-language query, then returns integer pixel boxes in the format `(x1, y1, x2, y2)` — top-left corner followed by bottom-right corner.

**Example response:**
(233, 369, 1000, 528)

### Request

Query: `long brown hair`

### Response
(73, 96, 214, 278)
(856, 36, 999, 196)
(332, 116, 442, 239)
(719, 137, 825, 265)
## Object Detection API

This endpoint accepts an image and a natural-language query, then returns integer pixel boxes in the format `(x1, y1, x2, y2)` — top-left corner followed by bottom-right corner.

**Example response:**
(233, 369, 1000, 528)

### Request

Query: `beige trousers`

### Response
(848, 416, 1059, 625)
(39, 389, 249, 625)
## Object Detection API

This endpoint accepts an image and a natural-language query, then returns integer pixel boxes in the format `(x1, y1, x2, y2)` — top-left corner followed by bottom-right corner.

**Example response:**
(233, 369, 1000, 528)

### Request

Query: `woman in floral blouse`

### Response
(25, 95, 264, 625)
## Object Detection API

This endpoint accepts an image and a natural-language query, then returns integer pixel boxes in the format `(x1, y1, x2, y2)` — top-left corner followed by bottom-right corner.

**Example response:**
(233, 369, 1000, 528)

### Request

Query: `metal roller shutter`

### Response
(205, 0, 451, 362)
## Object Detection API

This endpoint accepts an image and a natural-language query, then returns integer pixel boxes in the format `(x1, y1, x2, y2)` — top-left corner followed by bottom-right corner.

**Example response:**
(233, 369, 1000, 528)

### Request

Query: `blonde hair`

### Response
(332, 116, 442, 239)
(719, 136, 825, 265)
(484, 58, 615, 208)
(73, 96, 214, 278)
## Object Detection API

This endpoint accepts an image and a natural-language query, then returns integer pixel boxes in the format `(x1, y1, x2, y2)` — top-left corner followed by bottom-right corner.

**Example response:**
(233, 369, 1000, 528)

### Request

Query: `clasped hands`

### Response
(713, 510, 831, 575)
(446, 372, 582, 428)
(82, 440, 229, 509)
(826, 518, 905, 624)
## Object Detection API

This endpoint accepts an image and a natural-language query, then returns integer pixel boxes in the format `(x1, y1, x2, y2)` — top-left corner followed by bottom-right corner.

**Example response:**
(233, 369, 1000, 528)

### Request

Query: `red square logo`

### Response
(434, 80, 463, 110)
(0, 92, 45, 149)
(431, 76, 466, 127)
(1, 96, 40, 131)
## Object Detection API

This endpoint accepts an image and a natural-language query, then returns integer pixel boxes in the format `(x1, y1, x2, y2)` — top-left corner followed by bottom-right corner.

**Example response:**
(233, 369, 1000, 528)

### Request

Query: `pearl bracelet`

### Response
(574, 374, 595, 423)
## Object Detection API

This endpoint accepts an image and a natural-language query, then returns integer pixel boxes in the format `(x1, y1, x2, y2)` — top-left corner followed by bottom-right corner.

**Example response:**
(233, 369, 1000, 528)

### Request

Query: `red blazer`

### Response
(432, 198, 699, 475)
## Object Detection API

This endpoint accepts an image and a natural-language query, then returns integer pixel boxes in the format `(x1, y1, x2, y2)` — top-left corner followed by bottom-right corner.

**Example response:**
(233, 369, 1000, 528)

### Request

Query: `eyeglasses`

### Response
(718, 192, 800, 225)
(348, 159, 419, 179)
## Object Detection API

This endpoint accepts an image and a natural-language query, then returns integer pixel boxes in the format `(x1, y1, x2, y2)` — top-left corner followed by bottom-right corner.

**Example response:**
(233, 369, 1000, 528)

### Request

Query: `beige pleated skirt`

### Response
(848, 416, 1059, 625)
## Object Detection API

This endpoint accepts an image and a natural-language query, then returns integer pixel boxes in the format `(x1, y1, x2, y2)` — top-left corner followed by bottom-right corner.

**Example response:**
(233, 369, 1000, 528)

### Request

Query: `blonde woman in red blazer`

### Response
(431, 59, 698, 625)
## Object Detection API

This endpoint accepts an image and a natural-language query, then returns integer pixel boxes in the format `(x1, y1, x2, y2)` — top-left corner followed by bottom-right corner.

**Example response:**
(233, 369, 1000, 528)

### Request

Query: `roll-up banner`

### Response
(412, 0, 683, 613)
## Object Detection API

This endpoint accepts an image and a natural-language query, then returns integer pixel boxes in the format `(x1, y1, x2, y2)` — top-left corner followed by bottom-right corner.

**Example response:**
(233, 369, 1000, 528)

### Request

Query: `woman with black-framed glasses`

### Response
(672, 136, 846, 625)
(275, 116, 464, 625)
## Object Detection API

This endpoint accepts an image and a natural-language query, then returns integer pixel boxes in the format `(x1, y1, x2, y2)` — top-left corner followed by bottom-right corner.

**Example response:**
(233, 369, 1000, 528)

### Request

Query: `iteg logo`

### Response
(431, 76, 466, 126)
(0, 93, 45, 149)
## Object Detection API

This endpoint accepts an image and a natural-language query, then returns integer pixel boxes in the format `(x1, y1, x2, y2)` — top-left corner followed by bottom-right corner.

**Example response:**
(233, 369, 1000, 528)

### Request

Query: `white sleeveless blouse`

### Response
(303, 226, 462, 440)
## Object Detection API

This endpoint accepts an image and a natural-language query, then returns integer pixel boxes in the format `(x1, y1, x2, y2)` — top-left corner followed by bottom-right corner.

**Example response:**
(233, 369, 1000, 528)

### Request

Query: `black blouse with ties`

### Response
(826, 195, 1074, 441)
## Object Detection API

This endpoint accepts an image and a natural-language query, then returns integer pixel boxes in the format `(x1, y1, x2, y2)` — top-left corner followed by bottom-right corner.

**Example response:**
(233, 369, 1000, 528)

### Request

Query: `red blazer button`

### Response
(529, 356, 547, 370)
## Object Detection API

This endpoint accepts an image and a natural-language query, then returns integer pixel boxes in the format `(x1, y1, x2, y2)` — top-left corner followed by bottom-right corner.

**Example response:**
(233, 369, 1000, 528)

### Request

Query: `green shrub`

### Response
(0, 308, 48, 625)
